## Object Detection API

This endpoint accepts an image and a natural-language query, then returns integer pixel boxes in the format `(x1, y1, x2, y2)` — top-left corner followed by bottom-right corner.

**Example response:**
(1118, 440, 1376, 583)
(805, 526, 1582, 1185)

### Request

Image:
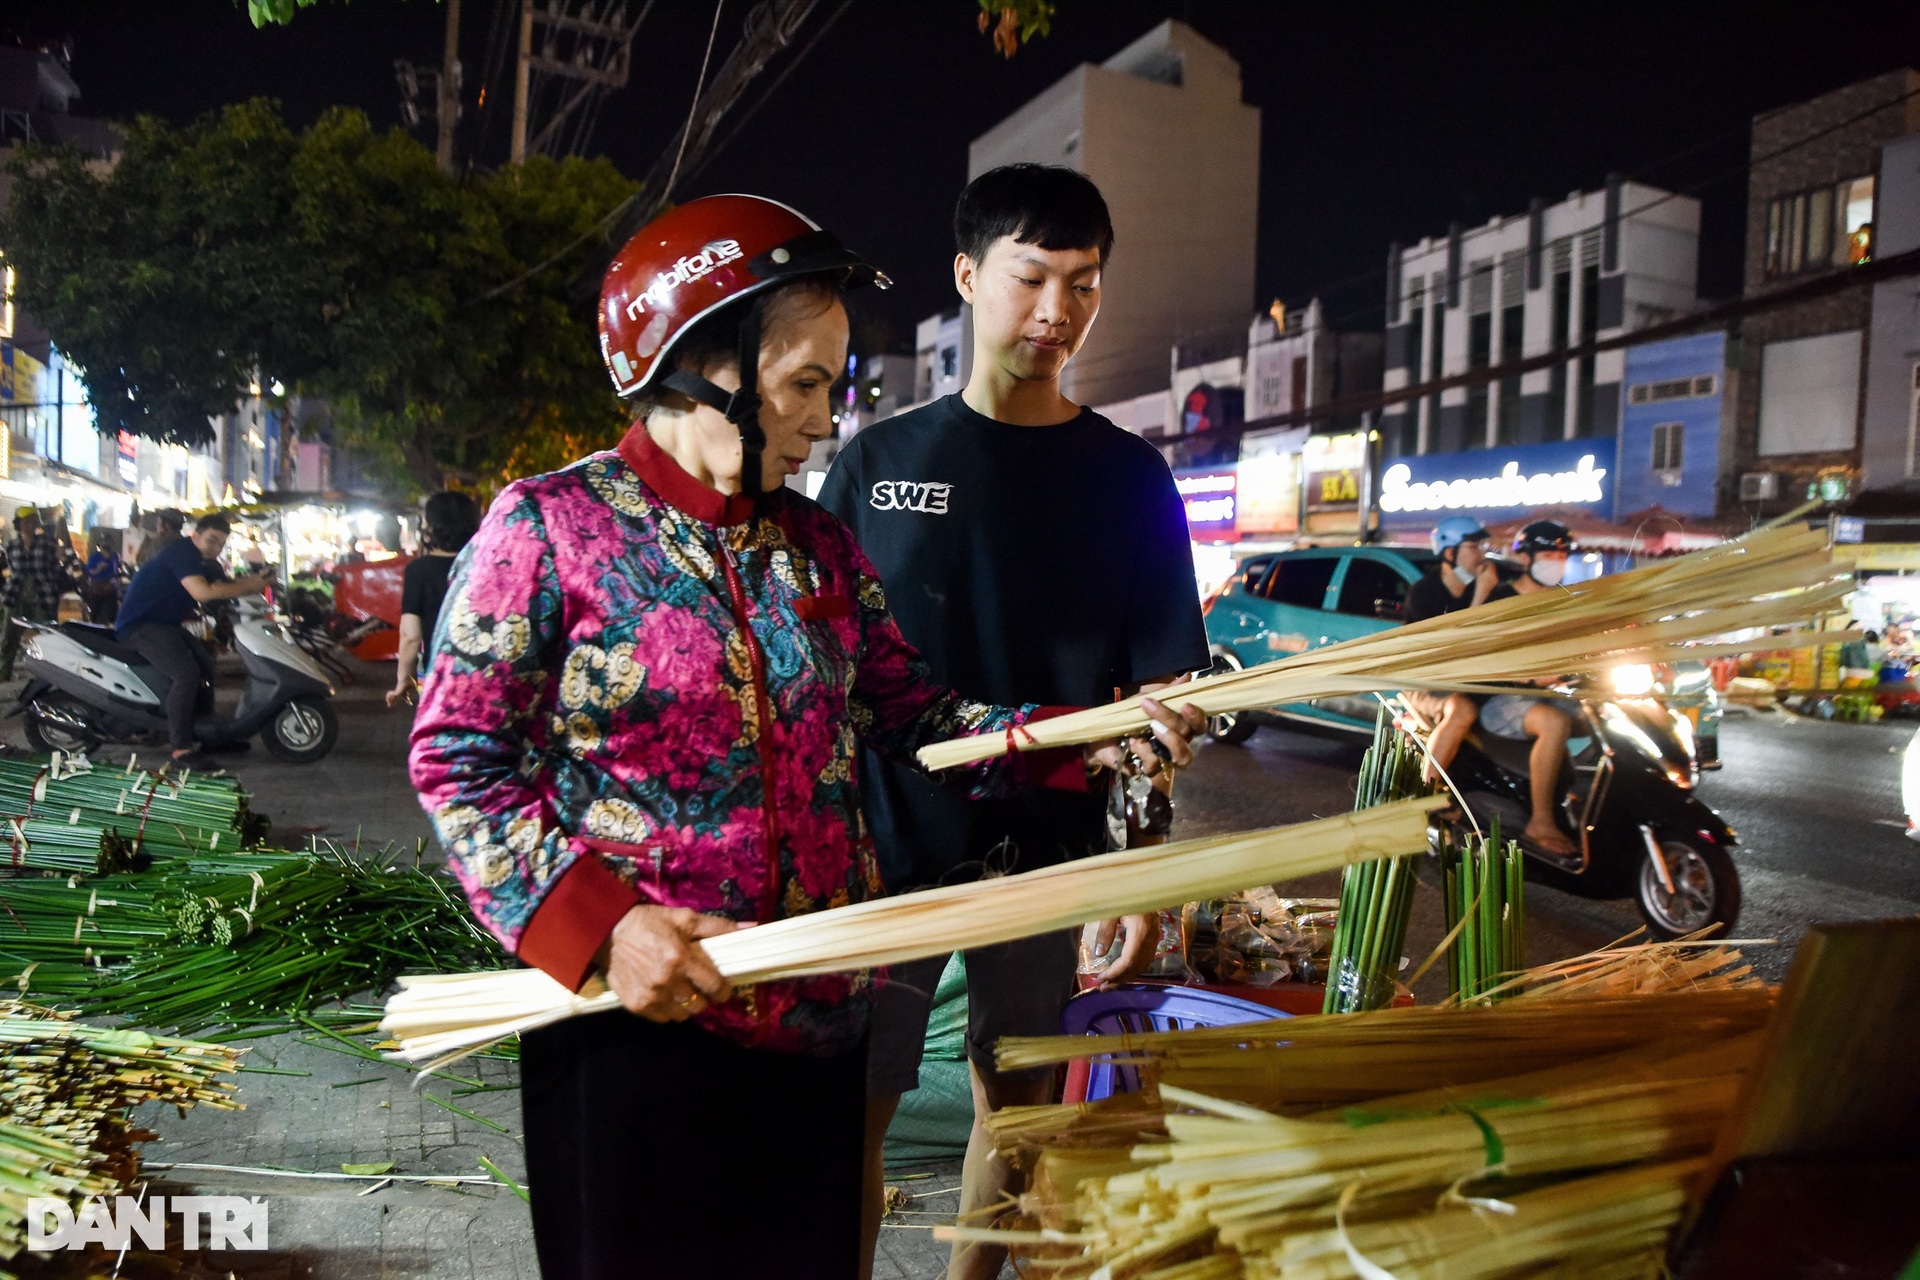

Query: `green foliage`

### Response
(245, 0, 324, 27)
(977, 0, 1056, 57)
(1, 100, 636, 492)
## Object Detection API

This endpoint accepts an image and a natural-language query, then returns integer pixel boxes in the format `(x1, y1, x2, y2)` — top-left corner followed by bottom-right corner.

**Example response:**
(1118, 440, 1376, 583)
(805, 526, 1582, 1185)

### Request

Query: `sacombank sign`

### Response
(1379, 445, 1609, 517)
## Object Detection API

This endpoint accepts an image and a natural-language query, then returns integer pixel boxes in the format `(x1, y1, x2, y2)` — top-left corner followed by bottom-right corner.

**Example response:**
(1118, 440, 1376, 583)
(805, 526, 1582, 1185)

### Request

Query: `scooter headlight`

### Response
(21, 638, 41, 663)
(1611, 664, 1657, 697)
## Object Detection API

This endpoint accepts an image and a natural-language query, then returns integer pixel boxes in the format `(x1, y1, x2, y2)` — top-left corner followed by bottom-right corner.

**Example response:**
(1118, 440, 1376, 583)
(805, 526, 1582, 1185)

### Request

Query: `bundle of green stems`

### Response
(1443, 820, 1527, 1002)
(1322, 709, 1429, 1014)
(0, 847, 506, 1034)
(0, 754, 261, 872)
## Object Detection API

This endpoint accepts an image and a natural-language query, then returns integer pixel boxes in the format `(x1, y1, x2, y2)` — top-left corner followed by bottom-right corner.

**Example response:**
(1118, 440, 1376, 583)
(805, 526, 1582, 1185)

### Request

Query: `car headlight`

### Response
(1611, 664, 1657, 697)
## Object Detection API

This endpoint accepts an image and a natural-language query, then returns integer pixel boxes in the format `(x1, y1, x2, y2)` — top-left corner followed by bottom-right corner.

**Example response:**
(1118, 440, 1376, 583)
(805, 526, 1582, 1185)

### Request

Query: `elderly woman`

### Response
(408, 196, 1196, 1279)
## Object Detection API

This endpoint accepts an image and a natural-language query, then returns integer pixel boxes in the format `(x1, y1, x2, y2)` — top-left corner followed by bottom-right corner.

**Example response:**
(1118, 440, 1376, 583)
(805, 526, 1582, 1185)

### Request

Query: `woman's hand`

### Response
(1086, 695, 1207, 777)
(598, 904, 742, 1022)
(385, 679, 415, 709)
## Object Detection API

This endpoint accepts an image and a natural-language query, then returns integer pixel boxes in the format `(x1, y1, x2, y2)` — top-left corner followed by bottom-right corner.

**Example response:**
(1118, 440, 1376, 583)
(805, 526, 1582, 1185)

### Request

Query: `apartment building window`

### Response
(1496, 250, 1526, 445)
(1547, 241, 1572, 438)
(1465, 261, 1493, 442)
(1424, 272, 1446, 452)
(1651, 421, 1684, 482)
(939, 346, 959, 379)
(1765, 175, 1875, 277)
(1574, 258, 1601, 436)
(1628, 375, 1716, 404)
(1400, 281, 1425, 456)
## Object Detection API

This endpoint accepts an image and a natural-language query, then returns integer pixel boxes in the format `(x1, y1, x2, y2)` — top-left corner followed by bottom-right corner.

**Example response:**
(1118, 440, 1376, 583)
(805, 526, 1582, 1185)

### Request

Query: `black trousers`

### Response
(125, 622, 215, 750)
(521, 1011, 867, 1279)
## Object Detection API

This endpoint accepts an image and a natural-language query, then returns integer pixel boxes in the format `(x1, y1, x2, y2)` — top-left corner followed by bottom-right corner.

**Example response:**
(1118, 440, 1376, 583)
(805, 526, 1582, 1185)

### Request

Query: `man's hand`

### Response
(597, 904, 741, 1022)
(1088, 912, 1162, 984)
(1086, 694, 1207, 777)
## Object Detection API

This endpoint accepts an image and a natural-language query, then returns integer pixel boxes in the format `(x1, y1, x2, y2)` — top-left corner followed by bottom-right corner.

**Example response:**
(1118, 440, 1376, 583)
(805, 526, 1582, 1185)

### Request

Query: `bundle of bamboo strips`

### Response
(381, 802, 1442, 1066)
(0, 1003, 239, 1264)
(951, 952, 1768, 1279)
(918, 525, 1853, 771)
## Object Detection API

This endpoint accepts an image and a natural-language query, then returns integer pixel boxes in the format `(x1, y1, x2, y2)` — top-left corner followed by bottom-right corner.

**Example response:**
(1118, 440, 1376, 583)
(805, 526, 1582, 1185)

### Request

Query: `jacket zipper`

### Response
(716, 542, 784, 928)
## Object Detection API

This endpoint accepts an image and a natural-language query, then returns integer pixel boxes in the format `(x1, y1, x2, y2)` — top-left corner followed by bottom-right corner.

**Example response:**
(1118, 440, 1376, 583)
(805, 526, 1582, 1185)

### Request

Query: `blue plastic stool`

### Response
(1060, 984, 1291, 1102)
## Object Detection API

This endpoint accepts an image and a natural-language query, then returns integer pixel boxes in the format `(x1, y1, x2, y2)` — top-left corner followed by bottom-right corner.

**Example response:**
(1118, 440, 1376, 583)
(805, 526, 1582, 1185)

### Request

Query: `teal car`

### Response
(1202, 546, 1437, 743)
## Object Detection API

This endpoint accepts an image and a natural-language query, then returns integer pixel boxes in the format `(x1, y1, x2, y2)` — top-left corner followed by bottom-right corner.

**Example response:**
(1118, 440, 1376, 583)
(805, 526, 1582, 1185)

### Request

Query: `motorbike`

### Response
(7, 611, 340, 764)
(1426, 682, 1741, 940)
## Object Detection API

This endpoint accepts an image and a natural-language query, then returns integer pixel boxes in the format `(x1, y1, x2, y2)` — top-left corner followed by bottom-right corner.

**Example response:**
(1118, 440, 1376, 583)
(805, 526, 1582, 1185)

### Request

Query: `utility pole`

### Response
(510, 0, 532, 165)
(436, 0, 462, 173)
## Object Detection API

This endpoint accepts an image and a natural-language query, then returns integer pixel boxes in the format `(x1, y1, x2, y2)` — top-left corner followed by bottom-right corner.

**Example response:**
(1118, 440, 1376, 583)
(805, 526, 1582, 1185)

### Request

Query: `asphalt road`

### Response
(1174, 705, 1920, 989)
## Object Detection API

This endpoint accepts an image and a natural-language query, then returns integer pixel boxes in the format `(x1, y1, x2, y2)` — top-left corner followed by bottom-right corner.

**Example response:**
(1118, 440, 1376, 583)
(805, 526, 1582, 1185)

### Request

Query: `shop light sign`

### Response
(1176, 471, 1237, 529)
(1379, 453, 1608, 514)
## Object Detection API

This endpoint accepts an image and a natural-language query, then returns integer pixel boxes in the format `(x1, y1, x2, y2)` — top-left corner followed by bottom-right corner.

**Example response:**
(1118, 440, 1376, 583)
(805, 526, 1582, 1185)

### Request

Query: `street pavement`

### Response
(6, 662, 1915, 1277)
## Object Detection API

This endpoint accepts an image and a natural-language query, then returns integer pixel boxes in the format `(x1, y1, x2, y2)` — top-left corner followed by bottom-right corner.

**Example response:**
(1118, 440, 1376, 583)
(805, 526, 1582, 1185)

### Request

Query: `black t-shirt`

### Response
(401, 554, 457, 661)
(820, 394, 1210, 891)
(1407, 570, 1472, 623)
(1486, 581, 1520, 604)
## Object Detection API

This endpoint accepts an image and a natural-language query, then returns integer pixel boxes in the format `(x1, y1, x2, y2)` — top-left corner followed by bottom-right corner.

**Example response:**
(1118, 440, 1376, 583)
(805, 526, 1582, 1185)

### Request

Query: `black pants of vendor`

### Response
(125, 622, 216, 751)
(522, 1010, 866, 1279)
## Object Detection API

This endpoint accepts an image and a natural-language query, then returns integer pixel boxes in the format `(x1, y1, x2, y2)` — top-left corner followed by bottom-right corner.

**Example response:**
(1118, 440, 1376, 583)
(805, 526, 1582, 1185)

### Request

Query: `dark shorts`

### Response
(865, 928, 1078, 1097)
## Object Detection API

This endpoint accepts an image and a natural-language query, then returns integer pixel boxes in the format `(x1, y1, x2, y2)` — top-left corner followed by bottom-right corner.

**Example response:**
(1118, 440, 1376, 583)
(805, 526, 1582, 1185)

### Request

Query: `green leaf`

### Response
(341, 1161, 395, 1176)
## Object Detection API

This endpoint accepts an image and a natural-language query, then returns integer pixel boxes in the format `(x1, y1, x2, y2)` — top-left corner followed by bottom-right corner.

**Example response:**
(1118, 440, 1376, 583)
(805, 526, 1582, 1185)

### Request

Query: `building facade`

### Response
(1730, 68, 1920, 514)
(1380, 182, 1701, 462)
(1858, 129, 1920, 493)
(962, 19, 1261, 408)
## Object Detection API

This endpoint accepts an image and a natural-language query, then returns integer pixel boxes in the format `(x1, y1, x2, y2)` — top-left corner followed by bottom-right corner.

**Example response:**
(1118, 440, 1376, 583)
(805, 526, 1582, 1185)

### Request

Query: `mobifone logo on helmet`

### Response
(623, 239, 745, 321)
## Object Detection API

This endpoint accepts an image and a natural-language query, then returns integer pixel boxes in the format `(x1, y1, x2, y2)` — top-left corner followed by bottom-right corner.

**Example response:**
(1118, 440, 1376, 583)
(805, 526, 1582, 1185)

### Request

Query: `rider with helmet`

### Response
(406, 195, 1195, 1279)
(1478, 519, 1581, 855)
(1403, 516, 1498, 781)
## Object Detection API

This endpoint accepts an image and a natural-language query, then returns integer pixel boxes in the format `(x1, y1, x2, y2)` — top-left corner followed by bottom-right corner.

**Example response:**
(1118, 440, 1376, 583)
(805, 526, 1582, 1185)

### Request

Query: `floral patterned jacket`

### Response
(409, 427, 1081, 1056)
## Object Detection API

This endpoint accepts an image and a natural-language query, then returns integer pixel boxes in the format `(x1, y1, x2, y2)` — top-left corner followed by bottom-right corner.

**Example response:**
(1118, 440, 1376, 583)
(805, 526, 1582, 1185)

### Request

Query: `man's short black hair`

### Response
(194, 512, 232, 536)
(954, 164, 1114, 267)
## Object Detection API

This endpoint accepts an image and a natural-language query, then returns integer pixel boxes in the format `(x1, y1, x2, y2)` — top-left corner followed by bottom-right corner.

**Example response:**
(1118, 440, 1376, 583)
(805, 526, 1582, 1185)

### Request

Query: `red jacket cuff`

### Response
(517, 850, 645, 992)
(1023, 705, 1091, 793)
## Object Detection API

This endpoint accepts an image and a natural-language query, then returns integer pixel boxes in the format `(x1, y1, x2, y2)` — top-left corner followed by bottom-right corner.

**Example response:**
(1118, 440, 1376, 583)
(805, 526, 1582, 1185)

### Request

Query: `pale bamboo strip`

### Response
(381, 801, 1442, 1065)
(919, 525, 1851, 770)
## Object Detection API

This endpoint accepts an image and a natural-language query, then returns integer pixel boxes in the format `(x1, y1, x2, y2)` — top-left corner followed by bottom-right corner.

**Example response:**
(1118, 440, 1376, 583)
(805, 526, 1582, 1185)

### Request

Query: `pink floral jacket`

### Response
(408, 427, 1081, 1055)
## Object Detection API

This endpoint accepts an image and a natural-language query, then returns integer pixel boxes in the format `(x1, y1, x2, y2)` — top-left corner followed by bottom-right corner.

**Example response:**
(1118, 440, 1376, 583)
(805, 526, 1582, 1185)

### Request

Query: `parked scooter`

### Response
(1427, 682, 1741, 940)
(7, 612, 340, 764)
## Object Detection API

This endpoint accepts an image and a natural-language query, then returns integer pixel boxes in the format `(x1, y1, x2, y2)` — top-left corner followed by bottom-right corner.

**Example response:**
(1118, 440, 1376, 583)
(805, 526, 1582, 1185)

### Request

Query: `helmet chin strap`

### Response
(659, 298, 768, 500)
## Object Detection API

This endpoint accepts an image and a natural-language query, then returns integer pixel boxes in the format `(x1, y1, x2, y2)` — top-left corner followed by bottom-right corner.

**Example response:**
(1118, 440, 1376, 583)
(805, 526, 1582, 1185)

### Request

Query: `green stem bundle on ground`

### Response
(0, 846, 509, 1034)
(1323, 708, 1431, 1014)
(0, 755, 263, 874)
(1443, 818, 1527, 1001)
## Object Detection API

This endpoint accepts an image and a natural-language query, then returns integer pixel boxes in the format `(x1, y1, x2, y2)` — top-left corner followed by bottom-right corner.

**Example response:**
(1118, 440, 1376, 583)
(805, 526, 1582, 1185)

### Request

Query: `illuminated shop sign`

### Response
(1377, 439, 1613, 524)
(1176, 470, 1237, 531)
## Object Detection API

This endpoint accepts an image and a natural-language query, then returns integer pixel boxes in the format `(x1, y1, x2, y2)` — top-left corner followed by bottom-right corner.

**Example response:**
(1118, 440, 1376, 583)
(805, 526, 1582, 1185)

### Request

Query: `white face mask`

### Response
(1450, 562, 1477, 588)
(1530, 558, 1567, 587)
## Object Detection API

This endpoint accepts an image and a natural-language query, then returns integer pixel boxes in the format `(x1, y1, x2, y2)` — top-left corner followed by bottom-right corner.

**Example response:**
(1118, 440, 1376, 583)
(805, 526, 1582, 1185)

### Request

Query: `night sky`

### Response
(11, 0, 1920, 354)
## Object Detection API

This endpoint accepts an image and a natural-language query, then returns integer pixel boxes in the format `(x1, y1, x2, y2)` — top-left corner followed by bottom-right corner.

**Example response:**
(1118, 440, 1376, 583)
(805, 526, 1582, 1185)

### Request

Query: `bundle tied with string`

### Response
(380, 801, 1443, 1071)
(945, 943, 1769, 1279)
(916, 524, 1857, 772)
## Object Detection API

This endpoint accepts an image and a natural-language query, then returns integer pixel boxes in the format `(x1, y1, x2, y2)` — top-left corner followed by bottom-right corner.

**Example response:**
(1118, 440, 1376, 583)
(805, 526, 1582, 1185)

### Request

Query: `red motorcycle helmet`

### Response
(598, 195, 888, 495)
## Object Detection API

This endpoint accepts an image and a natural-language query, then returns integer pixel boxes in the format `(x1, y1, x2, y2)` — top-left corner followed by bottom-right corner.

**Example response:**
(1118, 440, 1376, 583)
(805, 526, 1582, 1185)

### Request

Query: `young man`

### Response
(820, 164, 1210, 1280)
(116, 512, 269, 768)
(1404, 517, 1496, 781)
(1478, 519, 1579, 855)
